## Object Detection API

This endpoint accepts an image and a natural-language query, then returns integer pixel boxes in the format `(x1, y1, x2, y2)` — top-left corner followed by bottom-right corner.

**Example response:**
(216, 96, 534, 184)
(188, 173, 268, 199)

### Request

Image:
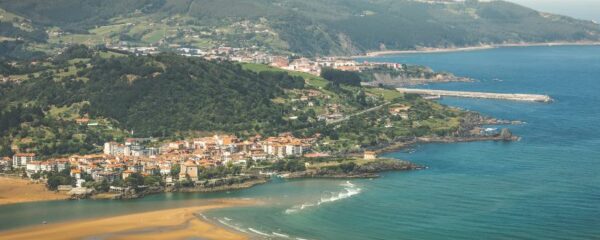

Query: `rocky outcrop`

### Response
(68, 187, 95, 200)
(285, 159, 423, 179)
(170, 176, 269, 193)
(500, 128, 513, 141)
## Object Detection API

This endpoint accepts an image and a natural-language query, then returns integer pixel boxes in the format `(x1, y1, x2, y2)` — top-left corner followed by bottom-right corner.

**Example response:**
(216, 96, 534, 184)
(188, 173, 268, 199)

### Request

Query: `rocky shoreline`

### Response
(283, 159, 424, 179)
(373, 134, 518, 155)
(88, 177, 270, 201)
(171, 178, 269, 193)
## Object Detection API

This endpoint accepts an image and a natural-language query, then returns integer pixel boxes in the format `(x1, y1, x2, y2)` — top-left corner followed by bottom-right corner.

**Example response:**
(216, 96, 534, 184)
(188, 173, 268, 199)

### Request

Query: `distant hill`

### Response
(1, 0, 599, 55)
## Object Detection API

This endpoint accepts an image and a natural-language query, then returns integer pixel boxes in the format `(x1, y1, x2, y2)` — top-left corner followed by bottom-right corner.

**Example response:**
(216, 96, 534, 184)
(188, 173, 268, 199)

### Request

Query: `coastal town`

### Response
(104, 43, 454, 82)
(0, 43, 521, 201)
(0, 133, 327, 199)
(0, 0, 596, 239)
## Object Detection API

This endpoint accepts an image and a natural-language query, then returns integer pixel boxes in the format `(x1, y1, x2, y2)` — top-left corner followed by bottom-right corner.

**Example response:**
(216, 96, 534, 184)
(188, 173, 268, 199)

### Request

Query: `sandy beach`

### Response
(357, 41, 600, 57)
(0, 198, 256, 240)
(0, 176, 69, 205)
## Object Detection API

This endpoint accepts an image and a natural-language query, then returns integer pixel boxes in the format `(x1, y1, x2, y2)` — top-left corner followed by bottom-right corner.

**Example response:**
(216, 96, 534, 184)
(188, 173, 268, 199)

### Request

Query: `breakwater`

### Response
(396, 88, 553, 103)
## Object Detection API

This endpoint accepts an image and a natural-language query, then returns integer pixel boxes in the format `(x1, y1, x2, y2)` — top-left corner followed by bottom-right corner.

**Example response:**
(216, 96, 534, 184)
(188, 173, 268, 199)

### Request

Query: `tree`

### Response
(47, 176, 61, 190)
(125, 173, 145, 188)
(98, 179, 110, 192)
(339, 162, 357, 173)
(143, 175, 162, 186)
(246, 159, 255, 169)
(321, 68, 362, 86)
(170, 164, 180, 177)
(81, 172, 94, 182)
(31, 172, 41, 180)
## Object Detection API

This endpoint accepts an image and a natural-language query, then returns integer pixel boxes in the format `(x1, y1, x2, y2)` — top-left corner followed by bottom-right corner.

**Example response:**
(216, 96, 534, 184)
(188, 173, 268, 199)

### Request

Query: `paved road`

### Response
(326, 102, 390, 125)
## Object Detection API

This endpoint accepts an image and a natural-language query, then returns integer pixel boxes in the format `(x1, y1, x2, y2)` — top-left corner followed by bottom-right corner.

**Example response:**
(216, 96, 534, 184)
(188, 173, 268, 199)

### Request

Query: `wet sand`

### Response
(0, 177, 68, 205)
(0, 198, 256, 240)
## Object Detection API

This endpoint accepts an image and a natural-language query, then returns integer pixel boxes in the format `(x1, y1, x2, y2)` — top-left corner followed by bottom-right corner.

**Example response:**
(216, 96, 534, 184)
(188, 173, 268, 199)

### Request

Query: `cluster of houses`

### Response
(106, 44, 404, 77)
(269, 56, 404, 76)
(2, 134, 315, 185)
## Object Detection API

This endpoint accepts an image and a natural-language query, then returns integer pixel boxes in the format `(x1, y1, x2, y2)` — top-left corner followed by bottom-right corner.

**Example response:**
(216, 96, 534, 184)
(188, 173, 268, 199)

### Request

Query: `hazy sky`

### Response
(507, 0, 600, 22)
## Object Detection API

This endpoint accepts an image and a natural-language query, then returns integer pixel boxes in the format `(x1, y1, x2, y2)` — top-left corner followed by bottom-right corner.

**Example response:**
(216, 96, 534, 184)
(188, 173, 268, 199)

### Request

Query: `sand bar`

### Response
(0, 198, 256, 240)
(0, 176, 68, 205)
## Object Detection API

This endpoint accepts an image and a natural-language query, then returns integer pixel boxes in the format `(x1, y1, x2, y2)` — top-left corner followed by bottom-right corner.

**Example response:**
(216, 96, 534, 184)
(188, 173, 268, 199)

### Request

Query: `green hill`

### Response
(1, 46, 473, 157)
(1, 0, 599, 55)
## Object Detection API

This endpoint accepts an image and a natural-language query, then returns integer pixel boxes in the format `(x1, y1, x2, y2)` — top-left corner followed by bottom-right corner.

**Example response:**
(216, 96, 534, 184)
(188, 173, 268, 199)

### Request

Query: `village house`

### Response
(0, 157, 11, 171)
(70, 169, 82, 179)
(270, 56, 289, 68)
(364, 151, 378, 160)
(286, 58, 320, 75)
(26, 161, 42, 176)
(179, 161, 199, 181)
(263, 135, 307, 159)
(389, 105, 411, 119)
(12, 153, 36, 169)
(75, 117, 90, 125)
(122, 170, 135, 180)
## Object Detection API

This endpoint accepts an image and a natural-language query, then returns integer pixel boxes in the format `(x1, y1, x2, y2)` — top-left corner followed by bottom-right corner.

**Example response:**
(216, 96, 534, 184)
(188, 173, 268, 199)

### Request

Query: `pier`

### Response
(396, 88, 553, 103)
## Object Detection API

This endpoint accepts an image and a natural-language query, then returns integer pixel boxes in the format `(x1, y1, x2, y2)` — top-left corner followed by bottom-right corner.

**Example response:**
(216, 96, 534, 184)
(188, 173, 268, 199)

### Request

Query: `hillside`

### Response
(1, 0, 599, 56)
(0, 46, 473, 157)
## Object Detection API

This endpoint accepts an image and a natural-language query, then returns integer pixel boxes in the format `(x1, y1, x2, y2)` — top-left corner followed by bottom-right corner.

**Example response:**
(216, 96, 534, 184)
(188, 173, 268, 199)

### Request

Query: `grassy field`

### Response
(98, 50, 126, 58)
(241, 62, 329, 88)
(365, 87, 404, 101)
(142, 28, 166, 43)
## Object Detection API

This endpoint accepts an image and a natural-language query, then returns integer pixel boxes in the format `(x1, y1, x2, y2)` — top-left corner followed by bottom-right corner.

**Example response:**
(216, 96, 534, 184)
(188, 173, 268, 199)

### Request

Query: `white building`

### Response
(26, 162, 42, 175)
(12, 153, 36, 168)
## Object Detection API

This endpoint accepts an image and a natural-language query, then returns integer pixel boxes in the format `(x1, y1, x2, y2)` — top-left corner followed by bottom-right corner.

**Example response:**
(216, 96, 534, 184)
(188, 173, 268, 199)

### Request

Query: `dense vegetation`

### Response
(0, 21, 47, 42)
(2, 51, 305, 135)
(0, 46, 311, 156)
(321, 68, 362, 87)
(1, 46, 473, 158)
(1, 0, 599, 55)
(0, 41, 46, 62)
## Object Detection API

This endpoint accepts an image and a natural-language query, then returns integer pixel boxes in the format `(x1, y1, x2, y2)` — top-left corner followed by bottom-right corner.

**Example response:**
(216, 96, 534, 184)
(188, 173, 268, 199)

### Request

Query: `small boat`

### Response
(42, 221, 47, 224)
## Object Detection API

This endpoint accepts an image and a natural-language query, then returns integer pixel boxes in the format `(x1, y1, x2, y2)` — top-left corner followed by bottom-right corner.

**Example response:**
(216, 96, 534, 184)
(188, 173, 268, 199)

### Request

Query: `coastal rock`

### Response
(500, 128, 513, 141)
(68, 187, 95, 200)
(286, 159, 422, 179)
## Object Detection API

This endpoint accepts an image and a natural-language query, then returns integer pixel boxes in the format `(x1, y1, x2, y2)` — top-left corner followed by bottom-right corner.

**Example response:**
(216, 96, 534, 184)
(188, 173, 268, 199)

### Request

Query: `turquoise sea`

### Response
(1, 45, 600, 239)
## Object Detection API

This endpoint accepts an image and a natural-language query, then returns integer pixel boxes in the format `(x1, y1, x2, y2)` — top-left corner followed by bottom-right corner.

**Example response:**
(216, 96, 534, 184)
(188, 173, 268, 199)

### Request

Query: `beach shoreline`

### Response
(355, 41, 600, 57)
(0, 198, 258, 240)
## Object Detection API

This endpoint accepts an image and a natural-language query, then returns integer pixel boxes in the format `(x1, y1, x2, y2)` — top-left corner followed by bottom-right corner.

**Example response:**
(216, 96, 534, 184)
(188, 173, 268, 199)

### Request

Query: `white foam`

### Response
(273, 232, 290, 238)
(340, 181, 355, 187)
(285, 181, 361, 214)
(217, 218, 247, 233)
(248, 228, 272, 236)
(285, 208, 299, 214)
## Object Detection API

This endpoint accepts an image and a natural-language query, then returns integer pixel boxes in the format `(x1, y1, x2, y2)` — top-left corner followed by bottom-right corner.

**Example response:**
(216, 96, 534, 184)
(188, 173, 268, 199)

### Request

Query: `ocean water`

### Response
(1, 45, 600, 239)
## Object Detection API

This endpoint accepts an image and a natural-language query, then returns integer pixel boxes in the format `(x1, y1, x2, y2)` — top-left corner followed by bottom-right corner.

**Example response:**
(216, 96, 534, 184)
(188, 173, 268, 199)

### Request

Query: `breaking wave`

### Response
(285, 181, 361, 214)
(248, 228, 272, 236)
(217, 218, 247, 233)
